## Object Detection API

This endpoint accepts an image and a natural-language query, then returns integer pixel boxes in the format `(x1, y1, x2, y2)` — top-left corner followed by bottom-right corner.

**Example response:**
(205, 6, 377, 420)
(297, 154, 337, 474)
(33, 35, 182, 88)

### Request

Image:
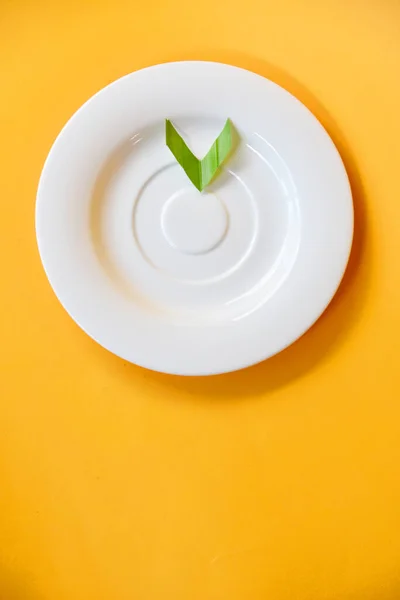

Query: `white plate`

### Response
(36, 62, 353, 375)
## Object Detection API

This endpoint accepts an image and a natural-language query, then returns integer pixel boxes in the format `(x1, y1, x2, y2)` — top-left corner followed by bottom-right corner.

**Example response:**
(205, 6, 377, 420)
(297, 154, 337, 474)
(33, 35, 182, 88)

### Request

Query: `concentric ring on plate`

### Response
(89, 119, 301, 322)
(36, 62, 353, 375)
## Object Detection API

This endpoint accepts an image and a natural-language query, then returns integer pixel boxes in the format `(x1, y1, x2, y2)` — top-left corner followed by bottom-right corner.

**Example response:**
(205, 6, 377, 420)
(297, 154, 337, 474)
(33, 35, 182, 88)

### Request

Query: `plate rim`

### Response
(36, 60, 354, 376)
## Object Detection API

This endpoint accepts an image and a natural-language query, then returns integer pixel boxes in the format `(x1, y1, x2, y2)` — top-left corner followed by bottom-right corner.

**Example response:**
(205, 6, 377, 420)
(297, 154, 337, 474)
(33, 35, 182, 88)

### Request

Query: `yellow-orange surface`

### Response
(1, 1, 400, 598)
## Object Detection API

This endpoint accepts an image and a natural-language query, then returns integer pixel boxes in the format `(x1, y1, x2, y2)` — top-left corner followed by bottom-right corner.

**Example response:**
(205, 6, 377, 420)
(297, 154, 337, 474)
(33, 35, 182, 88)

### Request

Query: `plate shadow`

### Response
(88, 52, 370, 400)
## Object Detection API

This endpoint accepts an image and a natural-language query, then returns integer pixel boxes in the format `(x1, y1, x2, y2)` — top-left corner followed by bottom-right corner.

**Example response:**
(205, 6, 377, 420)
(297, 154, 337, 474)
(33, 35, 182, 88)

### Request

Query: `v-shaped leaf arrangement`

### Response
(165, 119, 233, 191)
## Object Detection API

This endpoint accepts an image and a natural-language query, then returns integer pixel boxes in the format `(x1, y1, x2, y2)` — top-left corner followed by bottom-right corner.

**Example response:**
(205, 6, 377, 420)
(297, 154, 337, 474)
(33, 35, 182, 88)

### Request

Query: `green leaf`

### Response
(165, 119, 233, 191)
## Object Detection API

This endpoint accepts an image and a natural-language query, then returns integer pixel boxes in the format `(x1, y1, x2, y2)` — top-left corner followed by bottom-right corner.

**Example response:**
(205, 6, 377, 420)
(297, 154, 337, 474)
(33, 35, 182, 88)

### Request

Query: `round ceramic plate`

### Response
(36, 61, 353, 375)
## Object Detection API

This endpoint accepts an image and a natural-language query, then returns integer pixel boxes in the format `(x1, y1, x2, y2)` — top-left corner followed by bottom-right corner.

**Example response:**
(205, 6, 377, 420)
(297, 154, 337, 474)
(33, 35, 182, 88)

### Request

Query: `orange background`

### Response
(1, 1, 400, 598)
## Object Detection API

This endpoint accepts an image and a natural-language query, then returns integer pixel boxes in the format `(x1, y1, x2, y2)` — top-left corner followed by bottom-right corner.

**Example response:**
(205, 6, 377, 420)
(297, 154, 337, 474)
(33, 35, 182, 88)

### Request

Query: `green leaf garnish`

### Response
(165, 119, 233, 191)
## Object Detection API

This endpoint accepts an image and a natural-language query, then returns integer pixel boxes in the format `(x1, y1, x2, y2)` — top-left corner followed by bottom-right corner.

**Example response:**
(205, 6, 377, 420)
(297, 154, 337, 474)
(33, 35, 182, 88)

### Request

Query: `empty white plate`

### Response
(36, 61, 353, 375)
